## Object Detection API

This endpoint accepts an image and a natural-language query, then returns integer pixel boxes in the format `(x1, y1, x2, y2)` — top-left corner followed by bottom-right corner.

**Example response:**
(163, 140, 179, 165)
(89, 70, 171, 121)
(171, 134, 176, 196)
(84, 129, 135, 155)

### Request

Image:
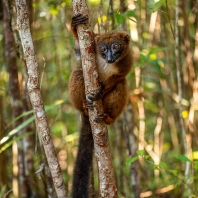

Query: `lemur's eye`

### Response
(112, 44, 120, 50)
(100, 46, 107, 53)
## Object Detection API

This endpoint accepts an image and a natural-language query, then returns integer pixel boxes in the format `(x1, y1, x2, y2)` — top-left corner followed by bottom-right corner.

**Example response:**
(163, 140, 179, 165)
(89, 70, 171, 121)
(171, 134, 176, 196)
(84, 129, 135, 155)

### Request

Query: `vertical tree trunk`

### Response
(72, 0, 117, 197)
(15, 0, 67, 197)
(3, 2, 30, 197)
(22, 1, 37, 196)
(108, 0, 115, 30)
(119, 1, 140, 196)
(123, 104, 140, 198)
(119, 0, 127, 30)
(175, 0, 191, 196)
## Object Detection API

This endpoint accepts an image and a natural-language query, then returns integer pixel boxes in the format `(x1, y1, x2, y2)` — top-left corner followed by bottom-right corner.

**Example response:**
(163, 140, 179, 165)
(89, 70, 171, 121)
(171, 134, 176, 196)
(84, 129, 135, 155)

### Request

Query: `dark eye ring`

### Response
(100, 47, 107, 52)
(113, 44, 120, 50)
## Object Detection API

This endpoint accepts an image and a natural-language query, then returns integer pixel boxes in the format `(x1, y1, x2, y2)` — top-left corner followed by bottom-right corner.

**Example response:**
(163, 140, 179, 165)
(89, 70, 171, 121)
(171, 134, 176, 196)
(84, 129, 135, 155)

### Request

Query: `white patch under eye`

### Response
(96, 53, 118, 81)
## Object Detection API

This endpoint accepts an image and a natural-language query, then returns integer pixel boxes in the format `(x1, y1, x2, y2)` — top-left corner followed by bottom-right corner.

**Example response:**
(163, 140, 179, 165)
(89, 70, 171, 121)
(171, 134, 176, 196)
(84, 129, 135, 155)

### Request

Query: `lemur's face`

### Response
(95, 31, 130, 63)
(98, 42, 123, 63)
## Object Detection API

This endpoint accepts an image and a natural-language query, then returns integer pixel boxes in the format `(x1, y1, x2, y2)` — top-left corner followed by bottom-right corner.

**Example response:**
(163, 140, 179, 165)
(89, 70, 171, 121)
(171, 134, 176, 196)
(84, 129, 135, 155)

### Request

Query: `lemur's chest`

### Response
(96, 55, 119, 83)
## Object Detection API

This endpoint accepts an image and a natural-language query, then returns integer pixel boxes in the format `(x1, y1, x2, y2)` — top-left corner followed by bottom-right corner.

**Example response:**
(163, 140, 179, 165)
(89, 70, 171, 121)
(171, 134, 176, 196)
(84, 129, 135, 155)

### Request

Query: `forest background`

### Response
(0, 0, 198, 197)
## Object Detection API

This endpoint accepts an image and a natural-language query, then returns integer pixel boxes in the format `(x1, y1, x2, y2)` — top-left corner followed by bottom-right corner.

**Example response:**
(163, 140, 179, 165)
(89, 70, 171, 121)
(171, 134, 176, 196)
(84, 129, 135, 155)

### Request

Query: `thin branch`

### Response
(165, 0, 175, 37)
(15, 1, 67, 197)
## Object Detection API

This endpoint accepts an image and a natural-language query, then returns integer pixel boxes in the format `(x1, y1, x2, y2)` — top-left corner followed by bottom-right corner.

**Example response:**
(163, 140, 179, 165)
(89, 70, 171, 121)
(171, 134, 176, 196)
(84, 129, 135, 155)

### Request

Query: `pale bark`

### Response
(15, 1, 67, 197)
(72, 0, 117, 197)
(175, 0, 191, 196)
(22, 1, 36, 196)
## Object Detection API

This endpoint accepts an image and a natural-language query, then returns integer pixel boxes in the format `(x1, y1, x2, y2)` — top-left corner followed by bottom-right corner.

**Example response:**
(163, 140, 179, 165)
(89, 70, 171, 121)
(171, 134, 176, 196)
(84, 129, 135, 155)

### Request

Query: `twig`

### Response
(3, 189, 13, 198)
(40, 57, 46, 90)
(165, 0, 175, 37)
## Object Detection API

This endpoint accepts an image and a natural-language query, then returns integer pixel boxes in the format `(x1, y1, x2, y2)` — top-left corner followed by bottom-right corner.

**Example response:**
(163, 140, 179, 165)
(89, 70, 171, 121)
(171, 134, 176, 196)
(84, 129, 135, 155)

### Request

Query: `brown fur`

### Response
(70, 14, 133, 198)
(69, 31, 133, 124)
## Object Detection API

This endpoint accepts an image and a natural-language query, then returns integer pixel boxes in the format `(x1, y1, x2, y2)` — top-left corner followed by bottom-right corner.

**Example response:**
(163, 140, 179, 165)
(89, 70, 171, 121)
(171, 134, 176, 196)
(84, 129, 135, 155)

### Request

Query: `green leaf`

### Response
(126, 156, 139, 164)
(159, 162, 167, 169)
(45, 99, 65, 111)
(0, 132, 33, 153)
(0, 116, 35, 146)
(175, 180, 181, 187)
(153, 164, 159, 170)
(194, 161, 198, 170)
(50, 6, 60, 15)
(149, 47, 166, 54)
(124, 10, 136, 17)
(0, 186, 6, 196)
(176, 154, 191, 162)
(152, 0, 165, 12)
(115, 14, 125, 24)
(0, 100, 65, 146)
(169, 169, 178, 176)
(137, 150, 144, 157)
(5, 100, 64, 131)
(144, 155, 150, 159)
(5, 109, 34, 130)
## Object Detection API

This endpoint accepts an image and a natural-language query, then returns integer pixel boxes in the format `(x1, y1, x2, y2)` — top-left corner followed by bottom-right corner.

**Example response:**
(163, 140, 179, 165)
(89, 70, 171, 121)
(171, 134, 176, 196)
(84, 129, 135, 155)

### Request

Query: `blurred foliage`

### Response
(0, 0, 198, 197)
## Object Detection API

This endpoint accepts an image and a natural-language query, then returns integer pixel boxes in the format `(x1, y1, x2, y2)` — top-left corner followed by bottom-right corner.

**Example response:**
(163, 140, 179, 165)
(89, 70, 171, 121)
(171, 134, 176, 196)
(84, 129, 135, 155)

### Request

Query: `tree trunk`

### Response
(72, 0, 117, 197)
(15, 0, 67, 197)
(3, 2, 30, 197)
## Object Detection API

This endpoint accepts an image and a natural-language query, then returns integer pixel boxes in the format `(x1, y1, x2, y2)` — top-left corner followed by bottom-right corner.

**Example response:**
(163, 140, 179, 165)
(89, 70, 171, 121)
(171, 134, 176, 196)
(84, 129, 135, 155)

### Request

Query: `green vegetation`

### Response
(0, 0, 198, 197)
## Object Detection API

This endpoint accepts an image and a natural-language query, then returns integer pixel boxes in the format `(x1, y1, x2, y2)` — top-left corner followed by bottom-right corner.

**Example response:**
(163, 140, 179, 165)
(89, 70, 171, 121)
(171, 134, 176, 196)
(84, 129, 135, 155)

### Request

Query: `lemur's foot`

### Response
(94, 113, 108, 123)
(85, 99, 95, 110)
(72, 14, 88, 28)
(86, 79, 104, 104)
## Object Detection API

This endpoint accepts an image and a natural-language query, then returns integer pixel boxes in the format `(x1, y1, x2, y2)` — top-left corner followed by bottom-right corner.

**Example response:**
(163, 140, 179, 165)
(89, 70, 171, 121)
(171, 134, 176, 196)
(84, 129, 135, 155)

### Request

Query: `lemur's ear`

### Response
(119, 31, 131, 44)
